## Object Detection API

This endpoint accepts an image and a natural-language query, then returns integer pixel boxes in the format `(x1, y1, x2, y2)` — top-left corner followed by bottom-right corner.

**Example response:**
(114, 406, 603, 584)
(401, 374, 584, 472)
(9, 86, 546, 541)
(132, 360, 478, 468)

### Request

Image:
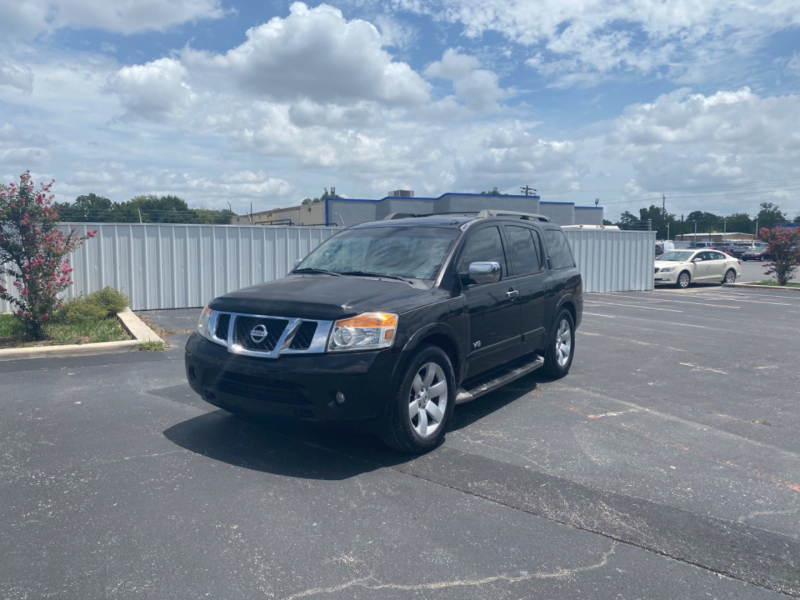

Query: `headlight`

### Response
(328, 312, 398, 352)
(196, 305, 213, 340)
(659, 267, 675, 273)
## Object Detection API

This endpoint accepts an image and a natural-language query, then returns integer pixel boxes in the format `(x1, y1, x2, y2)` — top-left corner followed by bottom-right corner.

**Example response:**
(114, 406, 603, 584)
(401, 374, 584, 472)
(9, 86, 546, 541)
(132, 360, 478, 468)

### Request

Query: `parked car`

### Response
(689, 242, 716, 248)
(185, 210, 583, 453)
(742, 244, 773, 261)
(711, 241, 736, 254)
(730, 242, 759, 258)
(655, 241, 675, 257)
(654, 249, 742, 288)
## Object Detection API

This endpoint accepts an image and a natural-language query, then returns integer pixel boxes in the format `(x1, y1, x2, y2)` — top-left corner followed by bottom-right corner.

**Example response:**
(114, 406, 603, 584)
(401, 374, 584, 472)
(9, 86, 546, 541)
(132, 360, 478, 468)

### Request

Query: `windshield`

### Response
(296, 226, 460, 281)
(657, 251, 694, 262)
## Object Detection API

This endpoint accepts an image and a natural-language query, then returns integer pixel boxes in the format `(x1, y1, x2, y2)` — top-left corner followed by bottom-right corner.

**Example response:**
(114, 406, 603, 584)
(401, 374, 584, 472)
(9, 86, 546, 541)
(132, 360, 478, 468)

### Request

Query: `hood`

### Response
(209, 274, 451, 320)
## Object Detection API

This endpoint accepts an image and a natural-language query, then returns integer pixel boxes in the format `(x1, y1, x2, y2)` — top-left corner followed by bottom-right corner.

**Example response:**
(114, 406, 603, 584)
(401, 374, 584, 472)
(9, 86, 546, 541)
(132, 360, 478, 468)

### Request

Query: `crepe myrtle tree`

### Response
(0, 172, 96, 339)
(758, 226, 800, 286)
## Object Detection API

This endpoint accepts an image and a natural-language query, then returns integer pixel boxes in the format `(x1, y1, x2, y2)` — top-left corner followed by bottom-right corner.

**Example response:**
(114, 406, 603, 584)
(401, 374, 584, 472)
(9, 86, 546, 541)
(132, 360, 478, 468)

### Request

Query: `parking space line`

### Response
(606, 294, 741, 309)
(585, 301, 683, 313)
(582, 331, 687, 352)
(679, 362, 729, 375)
(583, 312, 615, 318)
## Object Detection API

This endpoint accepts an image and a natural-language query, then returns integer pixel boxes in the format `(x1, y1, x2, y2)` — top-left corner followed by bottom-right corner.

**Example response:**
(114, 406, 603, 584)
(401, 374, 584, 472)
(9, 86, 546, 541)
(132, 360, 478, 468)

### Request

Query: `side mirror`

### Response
(468, 261, 501, 285)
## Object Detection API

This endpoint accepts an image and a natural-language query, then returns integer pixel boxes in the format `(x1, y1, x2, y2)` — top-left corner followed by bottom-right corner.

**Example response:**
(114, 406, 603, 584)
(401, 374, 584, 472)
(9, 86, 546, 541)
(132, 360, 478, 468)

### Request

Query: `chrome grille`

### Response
(233, 316, 289, 352)
(205, 310, 332, 358)
(289, 321, 318, 350)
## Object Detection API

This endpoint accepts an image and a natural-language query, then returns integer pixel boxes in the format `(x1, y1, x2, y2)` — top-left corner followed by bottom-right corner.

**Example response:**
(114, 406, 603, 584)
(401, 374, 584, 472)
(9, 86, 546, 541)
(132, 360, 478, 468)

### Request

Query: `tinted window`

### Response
(299, 226, 459, 280)
(544, 229, 575, 270)
(710, 251, 726, 260)
(458, 226, 507, 281)
(505, 225, 541, 275)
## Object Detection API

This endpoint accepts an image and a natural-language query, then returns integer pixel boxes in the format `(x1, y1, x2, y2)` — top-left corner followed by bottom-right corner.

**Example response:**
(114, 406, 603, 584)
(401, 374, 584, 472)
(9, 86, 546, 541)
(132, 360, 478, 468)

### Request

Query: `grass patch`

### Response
(751, 280, 800, 288)
(0, 313, 130, 349)
(138, 341, 166, 352)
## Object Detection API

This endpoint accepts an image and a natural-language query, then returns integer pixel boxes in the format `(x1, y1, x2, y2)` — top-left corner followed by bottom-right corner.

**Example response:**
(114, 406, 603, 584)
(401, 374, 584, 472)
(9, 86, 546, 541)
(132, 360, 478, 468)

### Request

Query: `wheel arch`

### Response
(401, 323, 463, 384)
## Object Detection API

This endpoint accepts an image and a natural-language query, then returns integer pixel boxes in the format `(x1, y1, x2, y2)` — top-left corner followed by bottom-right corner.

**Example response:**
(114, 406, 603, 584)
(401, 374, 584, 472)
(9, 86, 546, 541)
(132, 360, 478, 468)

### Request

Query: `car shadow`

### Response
(163, 374, 544, 480)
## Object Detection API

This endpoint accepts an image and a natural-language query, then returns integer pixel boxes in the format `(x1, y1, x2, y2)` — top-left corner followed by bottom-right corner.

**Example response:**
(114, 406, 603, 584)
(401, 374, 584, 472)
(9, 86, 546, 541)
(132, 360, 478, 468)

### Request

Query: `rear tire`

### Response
(542, 310, 575, 379)
(723, 269, 736, 284)
(381, 344, 455, 453)
(676, 271, 691, 289)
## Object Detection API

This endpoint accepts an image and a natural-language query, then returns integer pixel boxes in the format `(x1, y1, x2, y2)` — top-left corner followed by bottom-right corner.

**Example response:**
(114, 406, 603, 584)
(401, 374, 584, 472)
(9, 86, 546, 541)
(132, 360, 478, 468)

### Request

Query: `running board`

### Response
(455, 355, 545, 405)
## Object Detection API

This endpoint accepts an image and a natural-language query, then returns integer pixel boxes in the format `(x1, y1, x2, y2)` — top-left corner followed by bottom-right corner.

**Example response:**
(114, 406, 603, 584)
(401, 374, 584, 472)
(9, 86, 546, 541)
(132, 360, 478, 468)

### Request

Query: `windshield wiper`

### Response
(292, 268, 341, 276)
(339, 270, 416, 284)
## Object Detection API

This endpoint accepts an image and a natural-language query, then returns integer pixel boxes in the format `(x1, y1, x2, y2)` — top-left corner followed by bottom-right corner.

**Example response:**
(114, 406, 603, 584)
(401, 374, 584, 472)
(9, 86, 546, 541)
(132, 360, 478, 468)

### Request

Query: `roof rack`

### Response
(382, 212, 479, 221)
(476, 210, 551, 222)
(382, 210, 552, 223)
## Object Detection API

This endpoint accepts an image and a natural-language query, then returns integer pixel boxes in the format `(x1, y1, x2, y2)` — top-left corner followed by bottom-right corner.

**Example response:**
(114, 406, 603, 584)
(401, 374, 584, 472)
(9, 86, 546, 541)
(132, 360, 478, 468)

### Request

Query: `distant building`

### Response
(231, 192, 603, 227)
(678, 232, 754, 242)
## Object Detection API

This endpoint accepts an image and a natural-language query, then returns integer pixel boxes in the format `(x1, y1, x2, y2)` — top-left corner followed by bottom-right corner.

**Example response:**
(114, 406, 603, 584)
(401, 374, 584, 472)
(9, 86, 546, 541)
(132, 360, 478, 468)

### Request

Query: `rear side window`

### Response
(505, 225, 541, 275)
(458, 226, 507, 280)
(544, 229, 575, 270)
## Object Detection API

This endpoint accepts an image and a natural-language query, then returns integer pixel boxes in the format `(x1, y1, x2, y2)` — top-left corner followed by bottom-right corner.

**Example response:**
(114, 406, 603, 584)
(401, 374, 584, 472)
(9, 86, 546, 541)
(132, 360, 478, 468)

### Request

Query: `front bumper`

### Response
(654, 269, 679, 284)
(185, 333, 403, 422)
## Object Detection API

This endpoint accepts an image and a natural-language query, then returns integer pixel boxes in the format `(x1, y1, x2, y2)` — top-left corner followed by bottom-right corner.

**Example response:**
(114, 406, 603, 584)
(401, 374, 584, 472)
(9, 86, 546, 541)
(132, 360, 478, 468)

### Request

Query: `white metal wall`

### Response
(1, 224, 338, 312)
(1, 224, 653, 312)
(565, 229, 655, 293)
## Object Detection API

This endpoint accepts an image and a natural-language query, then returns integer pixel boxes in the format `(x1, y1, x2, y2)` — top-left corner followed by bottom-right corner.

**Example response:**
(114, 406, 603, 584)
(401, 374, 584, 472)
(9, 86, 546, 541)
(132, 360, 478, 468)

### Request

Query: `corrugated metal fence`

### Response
(1, 224, 653, 312)
(1, 224, 337, 312)
(565, 229, 655, 293)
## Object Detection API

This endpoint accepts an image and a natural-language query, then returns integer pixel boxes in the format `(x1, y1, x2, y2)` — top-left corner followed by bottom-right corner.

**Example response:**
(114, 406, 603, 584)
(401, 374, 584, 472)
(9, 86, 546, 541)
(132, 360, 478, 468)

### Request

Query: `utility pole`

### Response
(520, 186, 536, 196)
(681, 214, 684, 240)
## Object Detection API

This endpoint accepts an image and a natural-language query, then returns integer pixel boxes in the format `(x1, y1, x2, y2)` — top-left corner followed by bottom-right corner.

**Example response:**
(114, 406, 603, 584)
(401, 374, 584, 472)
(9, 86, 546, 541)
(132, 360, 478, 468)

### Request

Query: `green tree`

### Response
(480, 187, 502, 195)
(686, 211, 722, 233)
(757, 202, 786, 227)
(617, 211, 642, 230)
(724, 212, 753, 234)
(60, 193, 117, 222)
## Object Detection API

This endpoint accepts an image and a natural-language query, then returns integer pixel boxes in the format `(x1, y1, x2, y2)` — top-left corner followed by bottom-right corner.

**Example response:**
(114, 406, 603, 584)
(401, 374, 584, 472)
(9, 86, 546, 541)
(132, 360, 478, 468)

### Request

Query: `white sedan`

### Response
(654, 249, 742, 288)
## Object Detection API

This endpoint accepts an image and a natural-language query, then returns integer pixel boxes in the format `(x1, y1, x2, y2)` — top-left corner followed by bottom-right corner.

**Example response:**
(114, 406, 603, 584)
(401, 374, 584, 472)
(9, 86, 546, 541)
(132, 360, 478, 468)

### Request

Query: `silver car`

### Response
(654, 249, 742, 288)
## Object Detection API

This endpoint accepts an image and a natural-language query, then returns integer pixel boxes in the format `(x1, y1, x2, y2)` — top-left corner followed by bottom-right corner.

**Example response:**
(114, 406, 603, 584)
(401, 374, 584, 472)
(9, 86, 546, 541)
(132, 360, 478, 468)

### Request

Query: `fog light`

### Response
(335, 392, 346, 405)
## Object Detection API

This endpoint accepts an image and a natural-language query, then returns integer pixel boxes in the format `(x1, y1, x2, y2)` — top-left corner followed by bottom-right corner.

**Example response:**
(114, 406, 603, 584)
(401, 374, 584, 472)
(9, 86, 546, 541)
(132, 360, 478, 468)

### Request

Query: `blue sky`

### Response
(1, 0, 799, 222)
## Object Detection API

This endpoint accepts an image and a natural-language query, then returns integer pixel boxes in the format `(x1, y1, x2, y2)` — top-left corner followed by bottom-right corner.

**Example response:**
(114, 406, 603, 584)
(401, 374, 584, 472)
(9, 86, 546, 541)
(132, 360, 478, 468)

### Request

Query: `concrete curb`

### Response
(725, 282, 800, 292)
(0, 309, 165, 361)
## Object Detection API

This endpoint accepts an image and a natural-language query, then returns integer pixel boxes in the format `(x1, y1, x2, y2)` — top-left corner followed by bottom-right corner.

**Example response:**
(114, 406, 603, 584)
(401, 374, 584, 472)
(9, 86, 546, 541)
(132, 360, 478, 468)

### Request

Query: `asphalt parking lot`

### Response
(1, 286, 799, 599)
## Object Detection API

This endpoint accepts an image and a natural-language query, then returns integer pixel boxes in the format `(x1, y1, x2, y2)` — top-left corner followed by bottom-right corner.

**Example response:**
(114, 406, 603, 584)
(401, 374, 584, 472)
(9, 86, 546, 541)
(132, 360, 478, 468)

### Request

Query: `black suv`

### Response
(185, 210, 583, 452)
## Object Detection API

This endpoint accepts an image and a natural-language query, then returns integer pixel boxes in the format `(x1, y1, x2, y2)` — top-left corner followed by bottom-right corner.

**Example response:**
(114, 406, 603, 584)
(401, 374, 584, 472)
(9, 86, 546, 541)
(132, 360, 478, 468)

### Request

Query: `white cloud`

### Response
(600, 87, 800, 216)
(0, 0, 224, 40)
(788, 53, 800, 76)
(181, 2, 430, 106)
(425, 49, 506, 110)
(0, 60, 34, 93)
(391, 0, 800, 87)
(108, 58, 194, 120)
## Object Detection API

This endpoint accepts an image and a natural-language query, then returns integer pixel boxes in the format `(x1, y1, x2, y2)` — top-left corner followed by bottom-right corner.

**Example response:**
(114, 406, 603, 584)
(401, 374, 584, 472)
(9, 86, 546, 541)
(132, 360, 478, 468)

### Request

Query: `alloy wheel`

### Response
(555, 318, 572, 367)
(408, 362, 448, 438)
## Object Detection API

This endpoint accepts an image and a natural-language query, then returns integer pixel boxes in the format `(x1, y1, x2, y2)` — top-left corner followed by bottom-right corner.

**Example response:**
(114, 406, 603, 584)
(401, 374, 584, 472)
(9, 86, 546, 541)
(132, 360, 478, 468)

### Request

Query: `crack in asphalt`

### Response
(283, 544, 618, 599)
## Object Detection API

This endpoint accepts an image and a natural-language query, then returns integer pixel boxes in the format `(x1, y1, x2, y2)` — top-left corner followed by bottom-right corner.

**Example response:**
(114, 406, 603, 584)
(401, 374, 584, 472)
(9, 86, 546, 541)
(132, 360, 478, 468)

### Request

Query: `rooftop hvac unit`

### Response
(388, 189, 414, 197)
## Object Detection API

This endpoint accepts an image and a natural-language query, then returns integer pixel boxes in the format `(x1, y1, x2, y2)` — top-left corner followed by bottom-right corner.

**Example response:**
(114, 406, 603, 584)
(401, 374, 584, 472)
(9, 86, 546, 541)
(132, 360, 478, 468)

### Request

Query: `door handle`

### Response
(506, 289, 519, 299)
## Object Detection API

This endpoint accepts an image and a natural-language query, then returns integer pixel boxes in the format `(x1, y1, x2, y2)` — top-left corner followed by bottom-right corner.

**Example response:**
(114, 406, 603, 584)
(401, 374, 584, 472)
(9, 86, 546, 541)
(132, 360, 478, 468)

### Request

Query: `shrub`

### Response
(57, 297, 108, 324)
(758, 226, 800, 285)
(87, 287, 128, 317)
(56, 287, 127, 324)
(0, 172, 95, 339)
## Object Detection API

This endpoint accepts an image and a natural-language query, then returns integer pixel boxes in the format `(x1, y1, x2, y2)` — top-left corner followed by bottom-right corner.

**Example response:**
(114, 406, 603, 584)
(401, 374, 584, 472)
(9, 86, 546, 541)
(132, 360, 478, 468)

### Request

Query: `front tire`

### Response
(542, 310, 575, 379)
(382, 344, 456, 453)
(723, 269, 736, 284)
(676, 271, 691, 289)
